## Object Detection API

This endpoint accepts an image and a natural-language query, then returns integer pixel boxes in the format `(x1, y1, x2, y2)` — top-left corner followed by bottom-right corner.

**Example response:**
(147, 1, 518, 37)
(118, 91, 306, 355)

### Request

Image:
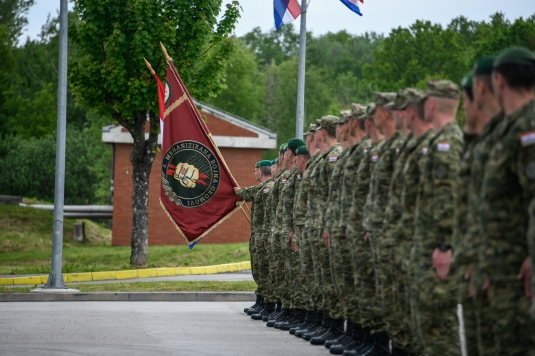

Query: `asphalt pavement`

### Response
(0, 302, 330, 356)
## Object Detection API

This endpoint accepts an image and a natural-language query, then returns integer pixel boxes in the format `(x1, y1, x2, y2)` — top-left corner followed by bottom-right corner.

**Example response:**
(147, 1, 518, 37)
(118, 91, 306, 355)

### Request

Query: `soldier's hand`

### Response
(323, 230, 330, 248)
(482, 279, 491, 301)
(363, 232, 369, 243)
(233, 187, 240, 193)
(291, 240, 298, 252)
(432, 248, 452, 280)
(289, 231, 294, 241)
(517, 257, 533, 300)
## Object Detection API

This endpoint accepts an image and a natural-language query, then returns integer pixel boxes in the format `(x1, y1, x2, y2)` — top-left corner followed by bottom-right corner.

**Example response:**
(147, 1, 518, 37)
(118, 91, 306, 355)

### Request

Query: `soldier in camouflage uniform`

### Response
(343, 103, 386, 356)
(410, 80, 463, 355)
(378, 89, 419, 354)
(475, 47, 535, 355)
(398, 89, 435, 355)
(362, 91, 405, 353)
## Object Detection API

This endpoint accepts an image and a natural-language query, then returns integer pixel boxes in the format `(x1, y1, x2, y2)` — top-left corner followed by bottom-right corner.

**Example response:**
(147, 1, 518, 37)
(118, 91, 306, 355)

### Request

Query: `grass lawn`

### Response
(0, 205, 250, 275)
(0, 280, 257, 293)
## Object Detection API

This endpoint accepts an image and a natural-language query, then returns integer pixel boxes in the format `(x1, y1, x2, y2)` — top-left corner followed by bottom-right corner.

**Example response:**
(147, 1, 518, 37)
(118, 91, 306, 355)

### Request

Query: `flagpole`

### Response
(295, 0, 307, 139)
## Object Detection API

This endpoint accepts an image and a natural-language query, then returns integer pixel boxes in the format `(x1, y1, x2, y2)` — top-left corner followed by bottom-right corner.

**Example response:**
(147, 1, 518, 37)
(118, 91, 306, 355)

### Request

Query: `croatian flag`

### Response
(339, 0, 363, 16)
(274, 0, 301, 30)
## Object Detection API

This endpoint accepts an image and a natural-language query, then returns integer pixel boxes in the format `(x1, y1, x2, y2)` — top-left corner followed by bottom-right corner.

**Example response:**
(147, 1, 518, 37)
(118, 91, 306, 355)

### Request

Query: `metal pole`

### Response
(44, 0, 68, 289)
(295, 0, 307, 139)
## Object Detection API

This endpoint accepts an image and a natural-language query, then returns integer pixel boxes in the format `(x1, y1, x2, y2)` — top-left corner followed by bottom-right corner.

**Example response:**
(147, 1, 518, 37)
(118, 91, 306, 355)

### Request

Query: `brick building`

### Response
(102, 102, 277, 246)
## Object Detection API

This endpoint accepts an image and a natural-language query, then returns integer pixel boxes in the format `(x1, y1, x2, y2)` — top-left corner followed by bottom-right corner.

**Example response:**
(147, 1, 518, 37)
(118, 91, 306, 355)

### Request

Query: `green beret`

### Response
(375, 92, 397, 107)
(494, 47, 535, 68)
(279, 143, 288, 152)
(338, 110, 351, 124)
(259, 160, 272, 168)
(473, 55, 496, 75)
(295, 145, 309, 156)
(255, 161, 260, 168)
(317, 115, 338, 130)
(420, 79, 460, 101)
(271, 158, 279, 165)
(288, 138, 306, 149)
(359, 103, 376, 120)
(303, 123, 316, 136)
(400, 88, 425, 110)
(461, 72, 473, 89)
(351, 103, 366, 118)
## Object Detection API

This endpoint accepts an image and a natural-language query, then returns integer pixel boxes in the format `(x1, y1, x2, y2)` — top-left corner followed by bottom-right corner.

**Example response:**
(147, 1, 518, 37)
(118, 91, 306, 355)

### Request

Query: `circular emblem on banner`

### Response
(164, 79, 172, 106)
(162, 141, 220, 208)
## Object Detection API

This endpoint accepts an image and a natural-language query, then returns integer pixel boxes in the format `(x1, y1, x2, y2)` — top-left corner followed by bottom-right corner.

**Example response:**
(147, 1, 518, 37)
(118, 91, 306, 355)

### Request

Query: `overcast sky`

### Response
(20, 0, 534, 42)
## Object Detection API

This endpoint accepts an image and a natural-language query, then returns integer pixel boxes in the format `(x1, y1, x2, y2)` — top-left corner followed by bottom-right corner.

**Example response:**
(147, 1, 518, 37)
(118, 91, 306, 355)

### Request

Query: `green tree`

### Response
(244, 24, 300, 65)
(69, 0, 241, 267)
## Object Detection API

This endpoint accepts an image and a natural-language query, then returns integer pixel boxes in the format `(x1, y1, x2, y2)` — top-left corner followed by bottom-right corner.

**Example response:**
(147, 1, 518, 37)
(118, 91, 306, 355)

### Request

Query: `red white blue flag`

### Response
(339, 0, 363, 16)
(274, 0, 301, 30)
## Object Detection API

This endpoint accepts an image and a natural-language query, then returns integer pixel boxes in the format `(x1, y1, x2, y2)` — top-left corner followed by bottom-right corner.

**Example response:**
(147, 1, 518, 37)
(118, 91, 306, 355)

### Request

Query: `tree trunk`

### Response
(120, 110, 159, 268)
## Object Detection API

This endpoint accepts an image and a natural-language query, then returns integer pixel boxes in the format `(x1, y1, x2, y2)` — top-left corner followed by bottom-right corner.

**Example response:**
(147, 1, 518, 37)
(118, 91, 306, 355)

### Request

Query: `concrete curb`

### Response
(0, 291, 255, 302)
(0, 261, 251, 286)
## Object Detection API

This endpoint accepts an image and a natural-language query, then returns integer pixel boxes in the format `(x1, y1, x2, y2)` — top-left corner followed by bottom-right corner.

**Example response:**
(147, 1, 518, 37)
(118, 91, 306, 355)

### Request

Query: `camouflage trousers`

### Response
(306, 226, 324, 311)
(329, 232, 359, 321)
(256, 237, 276, 303)
(319, 230, 343, 319)
(410, 251, 460, 356)
(250, 234, 260, 294)
(486, 278, 535, 356)
(268, 231, 290, 306)
(286, 226, 308, 310)
(297, 224, 315, 310)
(347, 225, 384, 329)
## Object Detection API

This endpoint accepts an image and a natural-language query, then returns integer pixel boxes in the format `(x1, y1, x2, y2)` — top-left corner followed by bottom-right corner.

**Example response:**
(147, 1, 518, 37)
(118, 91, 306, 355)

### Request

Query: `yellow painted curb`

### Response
(3, 261, 251, 286)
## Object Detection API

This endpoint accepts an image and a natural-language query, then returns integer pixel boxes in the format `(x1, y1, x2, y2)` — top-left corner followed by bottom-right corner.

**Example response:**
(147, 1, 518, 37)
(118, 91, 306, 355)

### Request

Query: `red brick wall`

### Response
(111, 113, 262, 246)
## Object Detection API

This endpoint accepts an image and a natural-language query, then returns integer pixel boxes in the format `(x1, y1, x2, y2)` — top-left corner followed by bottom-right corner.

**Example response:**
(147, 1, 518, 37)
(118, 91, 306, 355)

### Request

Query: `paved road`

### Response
(0, 302, 329, 356)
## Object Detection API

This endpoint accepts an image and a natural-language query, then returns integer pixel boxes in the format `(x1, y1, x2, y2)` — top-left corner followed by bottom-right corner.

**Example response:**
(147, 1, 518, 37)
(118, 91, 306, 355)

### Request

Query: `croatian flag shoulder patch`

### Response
(281, 178, 287, 183)
(329, 156, 338, 162)
(371, 154, 379, 162)
(297, 174, 301, 180)
(263, 188, 270, 194)
(521, 131, 535, 147)
(422, 146, 429, 155)
(437, 142, 451, 152)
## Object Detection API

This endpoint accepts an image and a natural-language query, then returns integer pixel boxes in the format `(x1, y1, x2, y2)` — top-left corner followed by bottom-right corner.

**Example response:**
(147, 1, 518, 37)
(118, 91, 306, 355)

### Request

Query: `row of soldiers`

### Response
(234, 46, 535, 356)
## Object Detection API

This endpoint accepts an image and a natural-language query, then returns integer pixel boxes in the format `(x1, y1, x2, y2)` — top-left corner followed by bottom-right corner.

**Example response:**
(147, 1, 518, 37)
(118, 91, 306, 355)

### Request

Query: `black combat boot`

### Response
(345, 331, 389, 356)
(244, 294, 260, 313)
(329, 322, 365, 355)
(266, 308, 289, 327)
(263, 302, 281, 321)
(247, 296, 264, 315)
(251, 302, 275, 320)
(279, 309, 305, 331)
(275, 309, 297, 329)
(392, 347, 412, 356)
(303, 314, 331, 341)
(295, 311, 323, 338)
(325, 319, 354, 349)
(341, 326, 372, 356)
(290, 309, 315, 335)
(310, 317, 344, 345)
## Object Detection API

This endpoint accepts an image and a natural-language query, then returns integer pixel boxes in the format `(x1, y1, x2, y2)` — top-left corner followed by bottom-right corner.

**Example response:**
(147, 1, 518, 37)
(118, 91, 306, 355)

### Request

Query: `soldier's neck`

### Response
(501, 90, 534, 116)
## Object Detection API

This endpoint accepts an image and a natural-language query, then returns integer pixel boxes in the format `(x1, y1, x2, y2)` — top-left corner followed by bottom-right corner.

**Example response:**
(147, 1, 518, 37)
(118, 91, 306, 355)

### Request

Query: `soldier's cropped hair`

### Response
(299, 153, 311, 161)
(477, 75, 494, 95)
(358, 119, 366, 131)
(495, 63, 535, 91)
(407, 101, 424, 120)
(463, 86, 474, 102)
(324, 127, 336, 138)
(260, 166, 272, 176)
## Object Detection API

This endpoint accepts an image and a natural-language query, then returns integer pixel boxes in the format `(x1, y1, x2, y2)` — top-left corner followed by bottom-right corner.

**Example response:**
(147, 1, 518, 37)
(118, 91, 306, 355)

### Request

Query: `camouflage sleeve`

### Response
(281, 174, 297, 235)
(294, 179, 309, 226)
(259, 184, 273, 242)
(362, 186, 375, 232)
(528, 198, 535, 318)
(262, 192, 274, 242)
(236, 185, 257, 201)
(428, 140, 463, 248)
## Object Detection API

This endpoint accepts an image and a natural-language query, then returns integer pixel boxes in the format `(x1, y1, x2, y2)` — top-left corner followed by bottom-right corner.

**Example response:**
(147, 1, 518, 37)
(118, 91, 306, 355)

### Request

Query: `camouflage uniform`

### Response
(236, 185, 261, 292)
(324, 147, 352, 319)
(379, 132, 417, 348)
(412, 122, 463, 355)
(309, 143, 342, 314)
(529, 198, 535, 320)
(347, 138, 385, 329)
(280, 168, 306, 309)
(266, 169, 291, 306)
(363, 130, 405, 335)
(295, 152, 322, 309)
(337, 136, 372, 323)
(253, 178, 276, 302)
(477, 100, 535, 355)
(398, 128, 435, 354)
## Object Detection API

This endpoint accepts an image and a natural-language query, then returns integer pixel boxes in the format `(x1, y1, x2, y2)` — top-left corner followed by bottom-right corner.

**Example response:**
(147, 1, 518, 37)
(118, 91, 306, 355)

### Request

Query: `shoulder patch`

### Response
(363, 148, 369, 154)
(437, 142, 451, 152)
(422, 146, 429, 155)
(521, 131, 535, 147)
(281, 178, 287, 183)
(297, 174, 301, 180)
(395, 147, 400, 155)
(263, 188, 270, 193)
(329, 156, 338, 162)
(371, 154, 379, 162)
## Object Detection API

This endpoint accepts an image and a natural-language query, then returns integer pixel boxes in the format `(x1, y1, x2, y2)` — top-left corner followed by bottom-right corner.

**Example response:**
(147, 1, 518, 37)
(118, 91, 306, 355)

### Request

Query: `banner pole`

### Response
(295, 0, 308, 139)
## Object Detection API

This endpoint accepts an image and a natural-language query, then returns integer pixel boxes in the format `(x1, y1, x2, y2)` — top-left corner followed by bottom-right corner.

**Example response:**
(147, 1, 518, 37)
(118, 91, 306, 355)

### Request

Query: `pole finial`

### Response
(160, 42, 172, 62)
(143, 58, 156, 75)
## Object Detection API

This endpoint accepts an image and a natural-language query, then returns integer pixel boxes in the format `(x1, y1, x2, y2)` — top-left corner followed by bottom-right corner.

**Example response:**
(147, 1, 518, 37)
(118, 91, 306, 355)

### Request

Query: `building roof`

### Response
(102, 102, 277, 150)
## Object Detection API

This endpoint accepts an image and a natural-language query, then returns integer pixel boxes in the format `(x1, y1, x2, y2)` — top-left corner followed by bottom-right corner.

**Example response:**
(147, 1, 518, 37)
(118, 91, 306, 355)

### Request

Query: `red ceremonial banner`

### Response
(152, 53, 241, 248)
